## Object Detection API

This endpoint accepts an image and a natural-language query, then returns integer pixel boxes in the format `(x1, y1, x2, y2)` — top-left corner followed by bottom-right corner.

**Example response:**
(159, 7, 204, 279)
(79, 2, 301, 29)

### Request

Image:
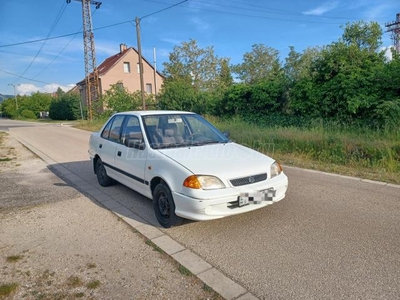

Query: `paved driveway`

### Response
(7, 119, 400, 300)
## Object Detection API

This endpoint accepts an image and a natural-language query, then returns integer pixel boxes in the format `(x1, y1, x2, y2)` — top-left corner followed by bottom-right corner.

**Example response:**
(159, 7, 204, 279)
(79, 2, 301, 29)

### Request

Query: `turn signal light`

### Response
(183, 175, 202, 189)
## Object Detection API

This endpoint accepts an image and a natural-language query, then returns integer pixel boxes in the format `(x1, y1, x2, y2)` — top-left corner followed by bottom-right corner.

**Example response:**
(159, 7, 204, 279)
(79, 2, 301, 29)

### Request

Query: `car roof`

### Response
(113, 110, 196, 117)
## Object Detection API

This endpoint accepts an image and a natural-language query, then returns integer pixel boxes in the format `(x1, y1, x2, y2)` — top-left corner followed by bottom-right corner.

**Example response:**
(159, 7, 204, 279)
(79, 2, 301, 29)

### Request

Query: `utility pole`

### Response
(153, 47, 158, 97)
(385, 13, 400, 54)
(133, 1, 188, 110)
(67, 0, 101, 120)
(7, 84, 19, 115)
(135, 17, 146, 110)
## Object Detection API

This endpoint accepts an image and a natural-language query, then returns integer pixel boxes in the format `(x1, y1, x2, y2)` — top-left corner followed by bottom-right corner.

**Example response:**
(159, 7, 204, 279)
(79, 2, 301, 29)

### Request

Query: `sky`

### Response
(0, 0, 398, 96)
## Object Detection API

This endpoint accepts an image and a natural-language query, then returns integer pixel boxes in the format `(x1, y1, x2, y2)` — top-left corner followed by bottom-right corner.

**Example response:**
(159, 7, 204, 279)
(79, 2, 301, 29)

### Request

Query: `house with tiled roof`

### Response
(75, 43, 164, 105)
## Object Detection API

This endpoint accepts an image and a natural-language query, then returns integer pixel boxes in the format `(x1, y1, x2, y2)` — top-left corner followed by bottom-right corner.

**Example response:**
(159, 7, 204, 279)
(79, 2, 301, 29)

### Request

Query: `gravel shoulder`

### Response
(0, 132, 221, 299)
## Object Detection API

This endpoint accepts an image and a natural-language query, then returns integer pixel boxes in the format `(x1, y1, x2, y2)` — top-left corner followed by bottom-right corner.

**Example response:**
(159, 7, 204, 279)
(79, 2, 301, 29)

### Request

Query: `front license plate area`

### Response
(238, 189, 277, 207)
(238, 196, 249, 207)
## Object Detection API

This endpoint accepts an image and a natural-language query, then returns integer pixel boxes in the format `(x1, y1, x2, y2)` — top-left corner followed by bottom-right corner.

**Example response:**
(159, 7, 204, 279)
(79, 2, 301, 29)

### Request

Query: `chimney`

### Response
(120, 43, 127, 53)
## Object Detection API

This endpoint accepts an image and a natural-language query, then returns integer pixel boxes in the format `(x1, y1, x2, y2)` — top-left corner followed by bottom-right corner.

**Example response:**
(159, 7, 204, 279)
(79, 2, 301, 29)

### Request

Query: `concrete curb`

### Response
(11, 133, 258, 300)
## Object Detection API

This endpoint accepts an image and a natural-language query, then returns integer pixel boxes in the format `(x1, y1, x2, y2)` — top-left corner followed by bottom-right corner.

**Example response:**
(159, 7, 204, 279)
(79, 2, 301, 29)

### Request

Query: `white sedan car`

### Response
(89, 111, 288, 228)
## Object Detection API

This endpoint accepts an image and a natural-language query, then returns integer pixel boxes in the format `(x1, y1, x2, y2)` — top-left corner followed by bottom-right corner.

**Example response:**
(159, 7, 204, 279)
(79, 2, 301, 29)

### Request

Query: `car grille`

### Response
(229, 173, 267, 187)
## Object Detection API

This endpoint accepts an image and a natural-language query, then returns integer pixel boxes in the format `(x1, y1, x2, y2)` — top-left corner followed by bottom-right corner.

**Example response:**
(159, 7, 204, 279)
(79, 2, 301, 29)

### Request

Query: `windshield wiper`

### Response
(189, 140, 222, 146)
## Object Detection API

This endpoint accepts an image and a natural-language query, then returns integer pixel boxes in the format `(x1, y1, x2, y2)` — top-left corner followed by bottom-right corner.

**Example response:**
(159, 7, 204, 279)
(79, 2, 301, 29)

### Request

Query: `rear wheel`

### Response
(95, 158, 113, 187)
(153, 183, 182, 228)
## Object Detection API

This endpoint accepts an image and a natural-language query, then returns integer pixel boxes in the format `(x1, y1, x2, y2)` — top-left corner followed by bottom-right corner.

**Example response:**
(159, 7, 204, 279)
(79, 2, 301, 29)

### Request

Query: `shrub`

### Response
(20, 109, 37, 119)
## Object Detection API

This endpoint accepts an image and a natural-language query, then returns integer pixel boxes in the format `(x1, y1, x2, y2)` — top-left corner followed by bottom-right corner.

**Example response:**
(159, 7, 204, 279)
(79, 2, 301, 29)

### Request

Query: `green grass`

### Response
(0, 283, 18, 296)
(74, 118, 108, 132)
(67, 276, 83, 288)
(178, 264, 192, 276)
(210, 116, 400, 184)
(74, 292, 85, 298)
(6, 255, 23, 263)
(145, 240, 164, 253)
(86, 263, 97, 269)
(86, 280, 100, 289)
(203, 283, 213, 293)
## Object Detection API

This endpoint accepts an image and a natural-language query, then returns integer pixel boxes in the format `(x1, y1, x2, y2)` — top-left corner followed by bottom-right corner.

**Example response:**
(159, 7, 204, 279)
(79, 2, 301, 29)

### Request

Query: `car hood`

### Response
(157, 142, 274, 180)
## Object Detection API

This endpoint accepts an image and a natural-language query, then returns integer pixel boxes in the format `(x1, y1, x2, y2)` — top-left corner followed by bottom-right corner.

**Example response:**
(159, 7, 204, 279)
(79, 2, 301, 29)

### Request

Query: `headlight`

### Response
(270, 161, 283, 178)
(183, 175, 225, 190)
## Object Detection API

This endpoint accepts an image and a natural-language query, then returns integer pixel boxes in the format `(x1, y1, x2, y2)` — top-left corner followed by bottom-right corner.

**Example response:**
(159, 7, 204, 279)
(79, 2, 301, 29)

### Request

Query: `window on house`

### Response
(146, 83, 152, 94)
(137, 63, 140, 74)
(123, 62, 130, 73)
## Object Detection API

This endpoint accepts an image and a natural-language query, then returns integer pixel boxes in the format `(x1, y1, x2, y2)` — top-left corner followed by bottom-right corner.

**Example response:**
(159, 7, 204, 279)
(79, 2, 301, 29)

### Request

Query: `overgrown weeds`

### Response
(0, 283, 18, 296)
(211, 116, 400, 183)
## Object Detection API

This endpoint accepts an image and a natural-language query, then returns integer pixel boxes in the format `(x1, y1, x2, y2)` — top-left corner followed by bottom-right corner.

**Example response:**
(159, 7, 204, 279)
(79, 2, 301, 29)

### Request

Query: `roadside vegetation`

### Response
(0, 132, 17, 169)
(2, 20, 399, 183)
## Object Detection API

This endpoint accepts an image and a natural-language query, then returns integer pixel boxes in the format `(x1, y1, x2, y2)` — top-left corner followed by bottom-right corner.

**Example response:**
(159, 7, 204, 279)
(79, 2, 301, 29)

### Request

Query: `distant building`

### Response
(75, 43, 164, 108)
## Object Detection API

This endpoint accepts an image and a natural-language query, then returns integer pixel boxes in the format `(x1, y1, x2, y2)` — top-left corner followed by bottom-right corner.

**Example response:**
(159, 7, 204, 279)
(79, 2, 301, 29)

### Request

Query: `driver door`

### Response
(114, 115, 149, 195)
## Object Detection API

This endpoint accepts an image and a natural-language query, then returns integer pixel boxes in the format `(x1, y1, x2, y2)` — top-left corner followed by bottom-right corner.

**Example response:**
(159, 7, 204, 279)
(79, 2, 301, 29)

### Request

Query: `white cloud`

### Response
(95, 40, 121, 56)
(160, 38, 183, 45)
(189, 16, 210, 32)
(303, 1, 339, 16)
(16, 83, 75, 95)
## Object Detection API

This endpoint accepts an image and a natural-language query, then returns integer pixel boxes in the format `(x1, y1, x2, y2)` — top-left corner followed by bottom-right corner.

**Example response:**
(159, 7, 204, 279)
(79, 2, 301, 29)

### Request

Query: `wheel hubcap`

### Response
(158, 193, 170, 217)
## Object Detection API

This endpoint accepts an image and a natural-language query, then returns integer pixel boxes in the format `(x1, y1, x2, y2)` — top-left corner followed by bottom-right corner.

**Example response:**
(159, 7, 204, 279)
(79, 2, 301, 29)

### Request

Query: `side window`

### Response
(121, 116, 143, 146)
(106, 115, 125, 143)
(101, 118, 113, 139)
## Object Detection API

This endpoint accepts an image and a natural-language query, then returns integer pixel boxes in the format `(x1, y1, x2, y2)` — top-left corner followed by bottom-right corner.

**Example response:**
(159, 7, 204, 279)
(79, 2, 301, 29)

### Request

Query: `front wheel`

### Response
(95, 158, 113, 187)
(153, 183, 182, 228)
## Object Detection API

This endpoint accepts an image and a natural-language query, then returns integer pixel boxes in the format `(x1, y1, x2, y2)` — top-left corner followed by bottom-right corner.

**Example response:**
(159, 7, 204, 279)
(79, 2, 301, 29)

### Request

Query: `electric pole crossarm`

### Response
(385, 13, 400, 54)
(67, 0, 102, 9)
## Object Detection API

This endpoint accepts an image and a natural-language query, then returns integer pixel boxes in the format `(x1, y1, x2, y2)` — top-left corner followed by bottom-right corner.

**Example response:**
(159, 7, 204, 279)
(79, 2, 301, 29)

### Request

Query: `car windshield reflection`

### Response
(142, 113, 229, 149)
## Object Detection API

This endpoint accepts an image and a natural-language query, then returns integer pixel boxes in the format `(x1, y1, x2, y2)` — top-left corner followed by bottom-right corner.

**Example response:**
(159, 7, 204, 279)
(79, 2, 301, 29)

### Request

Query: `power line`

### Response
(203, 0, 352, 20)
(143, 0, 347, 24)
(184, 3, 343, 25)
(13, 1, 68, 83)
(0, 68, 52, 84)
(0, 0, 354, 49)
(140, 0, 188, 20)
(32, 8, 99, 80)
(0, 19, 134, 48)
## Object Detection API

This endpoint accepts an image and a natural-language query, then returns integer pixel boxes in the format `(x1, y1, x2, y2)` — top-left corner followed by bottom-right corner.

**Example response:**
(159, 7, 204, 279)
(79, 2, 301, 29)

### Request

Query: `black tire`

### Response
(153, 183, 183, 228)
(95, 158, 113, 187)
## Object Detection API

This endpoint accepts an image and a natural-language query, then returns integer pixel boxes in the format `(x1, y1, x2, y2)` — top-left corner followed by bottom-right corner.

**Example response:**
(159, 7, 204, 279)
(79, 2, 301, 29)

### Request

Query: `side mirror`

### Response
(223, 131, 230, 138)
(124, 138, 145, 150)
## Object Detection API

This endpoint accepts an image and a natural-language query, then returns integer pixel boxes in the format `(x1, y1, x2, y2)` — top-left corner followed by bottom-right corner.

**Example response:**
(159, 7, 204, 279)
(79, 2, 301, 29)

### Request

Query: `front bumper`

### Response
(173, 173, 288, 221)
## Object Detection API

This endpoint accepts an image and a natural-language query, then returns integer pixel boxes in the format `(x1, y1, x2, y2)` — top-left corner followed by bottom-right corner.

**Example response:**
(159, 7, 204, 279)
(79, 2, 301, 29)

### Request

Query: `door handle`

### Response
(117, 151, 122, 157)
(99, 144, 102, 149)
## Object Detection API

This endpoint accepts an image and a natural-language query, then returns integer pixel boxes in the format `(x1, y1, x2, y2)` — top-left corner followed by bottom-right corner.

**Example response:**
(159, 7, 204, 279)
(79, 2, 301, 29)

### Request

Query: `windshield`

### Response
(142, 113, 230, 149)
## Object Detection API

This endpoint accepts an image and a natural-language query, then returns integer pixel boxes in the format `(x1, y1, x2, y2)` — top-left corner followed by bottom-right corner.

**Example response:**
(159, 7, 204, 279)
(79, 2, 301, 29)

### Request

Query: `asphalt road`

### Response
(5, 118, 400, 300)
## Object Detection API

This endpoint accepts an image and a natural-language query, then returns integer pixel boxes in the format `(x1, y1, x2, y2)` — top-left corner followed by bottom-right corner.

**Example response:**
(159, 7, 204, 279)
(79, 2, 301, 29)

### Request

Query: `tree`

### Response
(160, 39, 229, 114)
(373, 52, 400, 127)
(233, 44, 281, 84)
(158, 77, 202, 112)
(163, 39, 225, 91)
(219, 58, 233, 88)
(341, 21, 382, 53)
(49, 92, 81, 120)
(284, 46, 321, 84)
(18, 92, 52, 117)
(99, 82, 141, 116)
(1, 98, 18, 118)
